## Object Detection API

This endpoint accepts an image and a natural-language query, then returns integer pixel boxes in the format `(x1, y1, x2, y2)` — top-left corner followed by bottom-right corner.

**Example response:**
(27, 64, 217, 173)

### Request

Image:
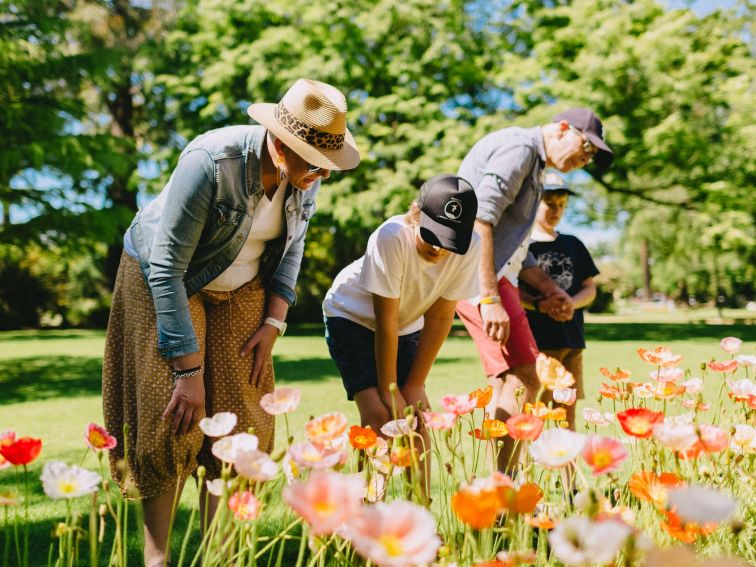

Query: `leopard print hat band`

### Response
(274, 104, 345, 151)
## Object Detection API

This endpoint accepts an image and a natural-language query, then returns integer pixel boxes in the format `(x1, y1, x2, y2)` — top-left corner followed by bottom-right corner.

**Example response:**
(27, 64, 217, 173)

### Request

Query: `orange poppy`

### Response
(389, 445, 413, 468)
(348, 425, 377, 450)
(637, 347, 683, 368)
(469, 385, 493, 409)
(599, 367, 630, 381)
(496, 482, 543, 514)
(523, 402, 567, 421)
(526, 513, 556, 530)
(616, 408, 664, 438)
(660, 510, 717, 543)
(648, 381, 685, 400)
(505, 414, 544, 441)
(452, 486, 500, 529)
(599, 382, 623, 400)
(470, 419, 508, 440)
(628, 471, 684, 508)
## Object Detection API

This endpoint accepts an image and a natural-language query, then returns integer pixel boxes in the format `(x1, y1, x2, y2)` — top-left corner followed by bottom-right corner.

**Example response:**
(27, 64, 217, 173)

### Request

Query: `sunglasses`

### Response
(305, 162, 322, 174)
(568, 125, 597, 158)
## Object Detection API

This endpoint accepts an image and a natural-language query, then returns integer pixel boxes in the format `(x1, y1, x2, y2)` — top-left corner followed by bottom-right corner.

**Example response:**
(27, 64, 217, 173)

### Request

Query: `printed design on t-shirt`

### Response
(536, 251, 573, 290)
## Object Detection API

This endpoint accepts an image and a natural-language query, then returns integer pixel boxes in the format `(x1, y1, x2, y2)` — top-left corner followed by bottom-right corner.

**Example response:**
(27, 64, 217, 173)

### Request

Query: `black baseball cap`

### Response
(552, 107, 614, 168)
(417, 174, 477, 255)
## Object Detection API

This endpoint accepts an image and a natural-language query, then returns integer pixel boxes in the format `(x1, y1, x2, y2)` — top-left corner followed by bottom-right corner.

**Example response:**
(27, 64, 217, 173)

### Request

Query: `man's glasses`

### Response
(568, 125, 597, 158)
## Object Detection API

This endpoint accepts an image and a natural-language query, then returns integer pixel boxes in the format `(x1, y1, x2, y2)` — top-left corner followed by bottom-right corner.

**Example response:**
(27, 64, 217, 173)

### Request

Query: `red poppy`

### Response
(0, 437, 42, 466)
(616, 408, 664, 438)
(348, 425, 377, 450)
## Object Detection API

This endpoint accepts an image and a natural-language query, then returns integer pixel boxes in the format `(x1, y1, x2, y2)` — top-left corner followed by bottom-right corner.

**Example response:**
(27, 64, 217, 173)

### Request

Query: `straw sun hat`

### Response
(247, 79, 361, 171)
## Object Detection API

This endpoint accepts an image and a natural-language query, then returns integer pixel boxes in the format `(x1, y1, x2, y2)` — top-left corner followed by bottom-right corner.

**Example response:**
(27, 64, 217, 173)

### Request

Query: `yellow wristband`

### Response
(479, 295, 501, 305)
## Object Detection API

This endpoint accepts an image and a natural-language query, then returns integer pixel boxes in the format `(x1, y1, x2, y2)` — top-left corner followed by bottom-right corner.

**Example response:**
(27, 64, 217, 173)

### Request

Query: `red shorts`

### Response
(456, 278, 539, 378)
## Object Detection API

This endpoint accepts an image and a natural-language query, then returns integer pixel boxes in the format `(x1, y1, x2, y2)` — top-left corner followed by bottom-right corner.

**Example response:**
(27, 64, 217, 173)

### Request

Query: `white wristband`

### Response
(264, 317, 287, 337)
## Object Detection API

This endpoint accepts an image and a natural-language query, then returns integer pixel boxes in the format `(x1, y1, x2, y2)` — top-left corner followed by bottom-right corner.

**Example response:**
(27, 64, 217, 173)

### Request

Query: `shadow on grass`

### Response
(585, 322, 756, 342)
(0, 329, 104, 342)
(0, 356, 103, 405)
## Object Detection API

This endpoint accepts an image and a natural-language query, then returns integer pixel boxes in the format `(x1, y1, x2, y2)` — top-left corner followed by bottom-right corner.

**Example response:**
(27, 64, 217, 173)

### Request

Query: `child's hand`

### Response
(379, 388, 408, 420)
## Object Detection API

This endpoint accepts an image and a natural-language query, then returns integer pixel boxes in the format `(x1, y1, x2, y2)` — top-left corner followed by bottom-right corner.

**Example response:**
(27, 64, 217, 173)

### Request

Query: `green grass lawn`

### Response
(1, 315, 754, 564)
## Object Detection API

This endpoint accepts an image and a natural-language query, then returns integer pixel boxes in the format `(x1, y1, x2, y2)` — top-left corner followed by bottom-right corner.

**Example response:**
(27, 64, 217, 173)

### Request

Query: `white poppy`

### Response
(582, 408, 613, 427)
(199, 412, 237, 437)
(652, 423, 698, 452)
(549, 517, 631, 567)
(40, 461, 101, 500)
(235, 449, 279, 482)
(553, 388, 577, 406)
(529, 429, 586, 469)
(668, 485, 736, 524)
(211, 432, 259, 464)
(380, 417, 416, 438)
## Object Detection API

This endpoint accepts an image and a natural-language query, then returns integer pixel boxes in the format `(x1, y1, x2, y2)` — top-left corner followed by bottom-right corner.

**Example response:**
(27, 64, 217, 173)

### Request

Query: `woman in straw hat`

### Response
(101, 79, 360, 566)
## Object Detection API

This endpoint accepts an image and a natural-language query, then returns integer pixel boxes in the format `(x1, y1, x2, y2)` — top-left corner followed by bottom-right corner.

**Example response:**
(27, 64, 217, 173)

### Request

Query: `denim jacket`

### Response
(457, 126, 546, 275)
(128, 125, 318, 359)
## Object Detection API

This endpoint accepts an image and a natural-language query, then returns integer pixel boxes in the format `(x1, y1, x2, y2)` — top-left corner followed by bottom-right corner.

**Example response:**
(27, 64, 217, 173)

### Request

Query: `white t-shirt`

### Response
(323, 215, 481, 335)
(496, 226, 533, 287)
(204, 179, 286, 291)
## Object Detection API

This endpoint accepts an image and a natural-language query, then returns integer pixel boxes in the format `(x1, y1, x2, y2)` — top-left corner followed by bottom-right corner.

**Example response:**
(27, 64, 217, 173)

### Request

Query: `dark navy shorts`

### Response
(325, 316, 421, 400)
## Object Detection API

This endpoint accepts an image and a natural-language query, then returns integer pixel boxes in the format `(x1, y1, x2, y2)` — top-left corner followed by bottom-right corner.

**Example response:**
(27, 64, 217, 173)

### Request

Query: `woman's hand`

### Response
(240, 324, 279, 387)
(162, 373, 205, 435)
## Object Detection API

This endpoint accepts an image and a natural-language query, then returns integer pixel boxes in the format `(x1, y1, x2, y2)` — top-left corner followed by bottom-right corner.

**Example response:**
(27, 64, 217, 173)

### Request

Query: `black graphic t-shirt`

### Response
(521, 234, 599, 349)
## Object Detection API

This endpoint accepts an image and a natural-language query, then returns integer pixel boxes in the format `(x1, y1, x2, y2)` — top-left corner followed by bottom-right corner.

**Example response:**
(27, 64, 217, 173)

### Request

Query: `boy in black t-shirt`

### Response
(519, 172, 599, 429)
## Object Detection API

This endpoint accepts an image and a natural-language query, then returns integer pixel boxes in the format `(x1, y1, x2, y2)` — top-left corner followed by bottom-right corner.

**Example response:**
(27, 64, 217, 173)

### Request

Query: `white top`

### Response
(204, 179, 286, 291)
(496, 226, 533, 286)
(323, 215, 481, 335)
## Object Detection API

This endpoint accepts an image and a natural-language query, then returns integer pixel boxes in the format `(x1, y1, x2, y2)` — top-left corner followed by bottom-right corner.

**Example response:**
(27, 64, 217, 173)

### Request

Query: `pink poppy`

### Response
(720, 337, 742, 354)
(727, 379, 756, 401)
(652, 423, 698, 453)
(708, 360, 738, 374)
(505, 414, 544, 441)
(346, 501, 441, 567)
(680, 378, 703, 395)
(680, 399, 710, 411)
(287, 440, 344, 470)
(228, 490, 261, 521)
(649, 367, 683, 383)
(84, 423, 117, 452)
(421, 411, 457, 431)
(283, 471, 364, 536)
(440, 394, 477, 416)
(260, 387, 301, 415)
(582, 436, 628, 475)
(698, 424, 729, 453)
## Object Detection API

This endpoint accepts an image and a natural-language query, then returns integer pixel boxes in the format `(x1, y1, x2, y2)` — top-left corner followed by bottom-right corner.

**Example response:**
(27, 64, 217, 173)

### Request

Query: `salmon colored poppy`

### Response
(505, 414, 544, 441)
(535, 353, 575, 391)
(599, 367, 630, 382)
(648, 381, 685, 400)
(348, 425, 377, 450)
(0, 437, 42, 466)
(637, 347, 683, 368)
(707, 360, 738, 374)
(305, 412, 348, 444)
(678, 424, 730, 460)
(390, 445, 413, 468)
(628, 471, 684, 508)
(616, 408, 664, 438)
(452, 485, 500, 529)
(497, 483, 543, 514)
(470, 419, 508, 440)
(599, 382, 623, 400)
(469, 385, 493, 409)
(581, 436, 628, 475)
(228, 490, 262, 521)
(526, 513, 556, 530)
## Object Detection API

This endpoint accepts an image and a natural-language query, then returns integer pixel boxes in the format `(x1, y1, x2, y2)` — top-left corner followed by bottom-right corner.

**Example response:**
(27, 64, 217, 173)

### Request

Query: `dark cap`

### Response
(543, 172, 576, 196)
(552, 107, 614, 168)
(417, 174, 477, 255)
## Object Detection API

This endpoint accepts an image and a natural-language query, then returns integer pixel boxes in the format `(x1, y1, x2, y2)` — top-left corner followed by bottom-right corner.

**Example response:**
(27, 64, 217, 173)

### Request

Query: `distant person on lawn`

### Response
(101, 79, 360, 567)
(519, 172, 599, 430)
(454, 107, 613, 472)
(322, 174, 480, 499)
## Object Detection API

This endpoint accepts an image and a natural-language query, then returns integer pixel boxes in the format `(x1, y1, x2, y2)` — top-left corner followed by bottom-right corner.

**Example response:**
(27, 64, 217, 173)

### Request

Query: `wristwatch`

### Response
(264, 317, 287, 336)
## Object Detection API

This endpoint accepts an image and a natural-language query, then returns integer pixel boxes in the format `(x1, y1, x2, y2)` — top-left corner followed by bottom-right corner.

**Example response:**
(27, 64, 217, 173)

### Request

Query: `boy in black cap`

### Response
(323, 174, 480, 498)
(519, 172, 599, 430)
(455, 107, 612, 472)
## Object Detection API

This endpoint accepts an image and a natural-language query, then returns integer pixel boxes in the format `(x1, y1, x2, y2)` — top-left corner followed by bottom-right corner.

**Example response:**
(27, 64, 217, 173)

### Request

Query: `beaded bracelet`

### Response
(172, 366, 202, 382)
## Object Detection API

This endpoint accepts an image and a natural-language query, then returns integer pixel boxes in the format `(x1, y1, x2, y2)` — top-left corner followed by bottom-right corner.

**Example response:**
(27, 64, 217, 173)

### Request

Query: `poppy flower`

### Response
(599, 367, 630, 382)
(526, 513, 556, 530)
(390, 445, 414, 468)
(0, 431, 16, 469)
(582, 408, 613, 427)
(469, 385, 493, 409)
(440, 394, 477, 416)
(535, 353, 575, 391)
(0, 437, 42, 466)
(660, 509, 717, 543)
(349, 425, 377, 450)
(452, 483, 500, 529)
(727, 379, 755, 401)
(421, 411, 456, 431)
(616, 408, 664, 439)
(637, 347, 683, 368)
(505, 414, 544, 441)
(305, 412, 348, 444)
(40, 461, 101, 499)
(260, 386, 301, 415)
(628, 471, 684, 508)
(283, 471, 364, 536)
(720, 336, 742, 354)
(599, 383, 623, 400)
(287, 440, 344, 470)
(529, 429, 586, 469)
(496, 482, 543, 514)
(228, 490, 262, 521)
(470, 419, 508, 440)
(198, 412, 237, 437)
(552, 388, 577, 406)
(707, 360, 738, 374)
(524, 402, 566, 422)
(581, 436, 628, 475)
(84, 423, 117, 451)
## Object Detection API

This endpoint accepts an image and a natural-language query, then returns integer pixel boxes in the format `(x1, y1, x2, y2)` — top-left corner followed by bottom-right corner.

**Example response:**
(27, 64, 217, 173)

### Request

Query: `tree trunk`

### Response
(640, 238, 652, 300)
